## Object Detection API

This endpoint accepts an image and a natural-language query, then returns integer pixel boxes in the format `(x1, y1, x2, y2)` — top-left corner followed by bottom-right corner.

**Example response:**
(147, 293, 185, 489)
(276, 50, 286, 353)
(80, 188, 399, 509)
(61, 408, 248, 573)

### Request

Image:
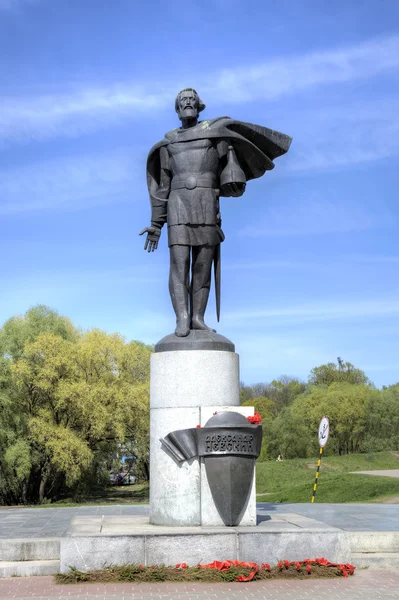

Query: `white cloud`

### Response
(0, 35, 398, 144)
(225, 297, 399, 323)
(0, 87, 170, 144)
(0, 149, 138, 214)
(206, 35, 399, 102)
(285, 97, 399, 173)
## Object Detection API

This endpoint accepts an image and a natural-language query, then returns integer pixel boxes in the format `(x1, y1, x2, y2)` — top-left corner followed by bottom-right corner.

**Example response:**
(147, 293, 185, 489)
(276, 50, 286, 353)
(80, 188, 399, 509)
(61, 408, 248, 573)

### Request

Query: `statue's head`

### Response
(175, 88, 205, 122)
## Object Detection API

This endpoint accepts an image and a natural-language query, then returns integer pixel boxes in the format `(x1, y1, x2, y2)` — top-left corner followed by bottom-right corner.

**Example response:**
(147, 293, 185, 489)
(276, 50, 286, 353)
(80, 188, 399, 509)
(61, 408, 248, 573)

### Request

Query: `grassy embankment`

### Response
(5, 452, 398, 507)
(256, 451, 399, 503)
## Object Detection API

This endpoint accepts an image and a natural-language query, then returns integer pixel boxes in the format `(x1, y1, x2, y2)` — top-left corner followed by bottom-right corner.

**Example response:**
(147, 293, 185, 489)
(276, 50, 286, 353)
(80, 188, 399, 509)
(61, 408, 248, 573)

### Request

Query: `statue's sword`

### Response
(214, 243, 221, 322)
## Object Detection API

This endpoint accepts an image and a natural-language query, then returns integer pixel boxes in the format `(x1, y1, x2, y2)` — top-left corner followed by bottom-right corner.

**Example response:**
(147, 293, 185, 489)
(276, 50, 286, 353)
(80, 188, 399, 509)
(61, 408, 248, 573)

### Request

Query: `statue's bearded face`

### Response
(177, 90, 199, 120)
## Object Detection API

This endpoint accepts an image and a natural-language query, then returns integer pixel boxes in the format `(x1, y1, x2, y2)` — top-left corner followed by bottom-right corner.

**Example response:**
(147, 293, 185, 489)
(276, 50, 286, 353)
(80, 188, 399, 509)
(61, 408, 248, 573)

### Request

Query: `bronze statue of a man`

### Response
(141, 88, 291, 337)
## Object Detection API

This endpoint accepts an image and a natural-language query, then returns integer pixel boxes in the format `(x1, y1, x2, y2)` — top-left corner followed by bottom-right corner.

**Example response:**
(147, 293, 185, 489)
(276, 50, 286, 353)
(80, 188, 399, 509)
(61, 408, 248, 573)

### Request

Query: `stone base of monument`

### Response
(59, 513, 352, 573)
(150, 331, 256, 527)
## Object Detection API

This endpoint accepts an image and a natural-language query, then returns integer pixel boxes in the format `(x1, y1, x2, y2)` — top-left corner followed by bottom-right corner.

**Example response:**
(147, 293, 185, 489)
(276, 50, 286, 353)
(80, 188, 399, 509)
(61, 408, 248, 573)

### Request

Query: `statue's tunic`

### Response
(158, 137, 226, 247)
(146, 117, 292, 247)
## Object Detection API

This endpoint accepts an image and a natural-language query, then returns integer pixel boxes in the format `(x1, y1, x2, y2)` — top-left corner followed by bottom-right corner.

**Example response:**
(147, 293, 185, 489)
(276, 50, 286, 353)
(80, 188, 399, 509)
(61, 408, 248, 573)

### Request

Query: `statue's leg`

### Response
(191, 244, 216, 332)
(169, 244, 190, 337)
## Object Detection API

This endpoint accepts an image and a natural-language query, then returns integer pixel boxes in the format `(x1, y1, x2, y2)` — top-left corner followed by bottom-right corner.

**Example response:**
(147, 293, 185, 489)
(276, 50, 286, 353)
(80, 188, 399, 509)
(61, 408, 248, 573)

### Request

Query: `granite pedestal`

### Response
(149, 330, 256, 527)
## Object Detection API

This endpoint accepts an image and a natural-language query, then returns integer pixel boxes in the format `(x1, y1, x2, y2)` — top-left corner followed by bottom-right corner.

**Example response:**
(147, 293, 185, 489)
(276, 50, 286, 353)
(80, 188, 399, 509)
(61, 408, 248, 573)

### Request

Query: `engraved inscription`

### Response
(204, 433, 254, 454)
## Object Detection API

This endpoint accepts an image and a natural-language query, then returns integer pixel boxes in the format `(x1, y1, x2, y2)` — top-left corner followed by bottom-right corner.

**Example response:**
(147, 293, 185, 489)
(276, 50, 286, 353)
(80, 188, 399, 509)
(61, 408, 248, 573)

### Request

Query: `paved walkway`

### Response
(0, 570, 398, 599)
(351, 470, 399, 478)
(1, 503, 399, 538)
(259, 502, 399, 531)
(0, 506, 148, 539)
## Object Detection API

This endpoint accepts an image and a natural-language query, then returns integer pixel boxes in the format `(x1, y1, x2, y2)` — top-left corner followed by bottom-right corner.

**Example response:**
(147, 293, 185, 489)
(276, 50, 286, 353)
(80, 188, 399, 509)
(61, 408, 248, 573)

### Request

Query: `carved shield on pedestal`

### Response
(202, 412, 262, 526)
(160, 411, 262, 527)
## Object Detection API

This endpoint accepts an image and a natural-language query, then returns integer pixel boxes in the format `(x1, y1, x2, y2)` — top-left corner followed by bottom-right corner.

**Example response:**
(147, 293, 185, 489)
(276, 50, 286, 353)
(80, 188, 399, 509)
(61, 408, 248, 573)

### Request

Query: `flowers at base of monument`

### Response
(191, 558, 355, 577)
(247, 412, 262, 424)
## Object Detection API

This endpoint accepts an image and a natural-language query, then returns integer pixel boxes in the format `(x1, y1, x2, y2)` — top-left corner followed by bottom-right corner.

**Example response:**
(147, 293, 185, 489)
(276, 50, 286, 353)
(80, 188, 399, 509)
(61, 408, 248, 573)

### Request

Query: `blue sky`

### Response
(1, 0, 398, 387)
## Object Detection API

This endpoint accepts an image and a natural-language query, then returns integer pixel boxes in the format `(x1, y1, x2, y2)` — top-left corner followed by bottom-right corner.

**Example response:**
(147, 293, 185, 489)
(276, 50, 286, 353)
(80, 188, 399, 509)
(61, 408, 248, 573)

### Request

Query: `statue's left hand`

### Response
(139, 226, 161, 252)
(222, 182, 246, 197)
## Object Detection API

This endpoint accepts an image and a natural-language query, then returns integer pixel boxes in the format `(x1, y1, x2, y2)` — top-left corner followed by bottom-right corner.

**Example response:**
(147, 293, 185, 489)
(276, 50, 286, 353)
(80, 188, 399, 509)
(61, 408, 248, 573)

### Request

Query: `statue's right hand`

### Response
(139, 226, 161, 252)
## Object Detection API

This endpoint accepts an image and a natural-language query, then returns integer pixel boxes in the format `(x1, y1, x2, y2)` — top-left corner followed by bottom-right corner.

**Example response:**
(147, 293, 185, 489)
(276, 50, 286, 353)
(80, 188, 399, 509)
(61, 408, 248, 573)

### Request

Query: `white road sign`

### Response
(318, 416, 329, 448)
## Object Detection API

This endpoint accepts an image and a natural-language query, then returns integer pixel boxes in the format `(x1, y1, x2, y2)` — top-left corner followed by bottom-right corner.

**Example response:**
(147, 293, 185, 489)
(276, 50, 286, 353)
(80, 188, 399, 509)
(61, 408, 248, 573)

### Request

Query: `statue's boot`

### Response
(191, 245, 215, 332)
(172, 286, 190, 337)
(191, 287, 216, 332)
(175, 314, 190, 337)
(169, 246, 190, 337)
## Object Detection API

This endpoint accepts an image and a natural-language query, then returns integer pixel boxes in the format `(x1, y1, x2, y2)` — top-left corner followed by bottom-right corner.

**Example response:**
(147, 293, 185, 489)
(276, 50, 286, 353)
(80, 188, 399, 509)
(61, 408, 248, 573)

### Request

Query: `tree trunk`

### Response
(144, 460, 150, 481)
(39, 467, 50, 503)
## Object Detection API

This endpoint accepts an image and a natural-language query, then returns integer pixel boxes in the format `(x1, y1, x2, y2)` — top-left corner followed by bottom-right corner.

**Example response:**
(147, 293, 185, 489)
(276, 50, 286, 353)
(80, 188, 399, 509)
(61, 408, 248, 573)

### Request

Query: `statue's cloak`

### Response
(146, 117, 292, 208)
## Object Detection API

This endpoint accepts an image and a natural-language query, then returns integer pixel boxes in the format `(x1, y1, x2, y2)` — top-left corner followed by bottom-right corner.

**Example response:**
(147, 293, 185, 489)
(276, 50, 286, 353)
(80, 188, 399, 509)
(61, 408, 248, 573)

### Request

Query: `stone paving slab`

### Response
(258, 502, 399, 531)
(0, 570, 399, 599)
(1, 503, 399, 538)
(65, 512, 341, 536)
(0, 507, 148, 539)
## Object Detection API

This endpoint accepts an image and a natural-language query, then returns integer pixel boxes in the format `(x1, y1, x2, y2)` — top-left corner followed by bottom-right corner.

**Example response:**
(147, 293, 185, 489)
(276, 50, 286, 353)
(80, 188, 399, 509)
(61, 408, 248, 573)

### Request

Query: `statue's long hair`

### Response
(175, 88, 206, 113)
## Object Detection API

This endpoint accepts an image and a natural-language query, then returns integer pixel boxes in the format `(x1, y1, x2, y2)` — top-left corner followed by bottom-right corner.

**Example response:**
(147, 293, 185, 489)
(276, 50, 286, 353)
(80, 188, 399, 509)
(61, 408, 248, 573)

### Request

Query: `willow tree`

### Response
(0, 307, 151, 504)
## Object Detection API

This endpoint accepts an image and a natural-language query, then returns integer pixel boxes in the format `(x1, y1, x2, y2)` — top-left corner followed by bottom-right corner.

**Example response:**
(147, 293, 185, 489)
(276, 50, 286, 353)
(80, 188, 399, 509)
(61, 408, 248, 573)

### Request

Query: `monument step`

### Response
(0, 559, 60, 577)
(349, 531, 399, 553)
(352, 552, 399, 569)
(0, 538, 60, 562)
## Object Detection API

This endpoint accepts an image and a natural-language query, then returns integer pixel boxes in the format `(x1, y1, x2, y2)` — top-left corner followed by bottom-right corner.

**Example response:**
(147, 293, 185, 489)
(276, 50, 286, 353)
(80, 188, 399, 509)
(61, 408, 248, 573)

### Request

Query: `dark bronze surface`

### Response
(140, 88, 292, 339)
(204, 455, 254, 526)
(203, 411, 260, 526)
(154, 329, 235, 352)
(160, 411, 262, 526)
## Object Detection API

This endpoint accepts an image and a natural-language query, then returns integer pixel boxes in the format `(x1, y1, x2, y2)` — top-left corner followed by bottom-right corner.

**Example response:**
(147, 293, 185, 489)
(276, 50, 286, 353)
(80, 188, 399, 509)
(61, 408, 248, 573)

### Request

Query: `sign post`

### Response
(312, 416, 329, 503)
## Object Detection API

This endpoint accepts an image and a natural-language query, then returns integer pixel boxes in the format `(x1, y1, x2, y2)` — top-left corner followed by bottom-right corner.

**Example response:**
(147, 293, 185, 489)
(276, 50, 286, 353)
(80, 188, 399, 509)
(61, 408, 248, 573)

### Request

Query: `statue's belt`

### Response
(171, 176, 218, 191)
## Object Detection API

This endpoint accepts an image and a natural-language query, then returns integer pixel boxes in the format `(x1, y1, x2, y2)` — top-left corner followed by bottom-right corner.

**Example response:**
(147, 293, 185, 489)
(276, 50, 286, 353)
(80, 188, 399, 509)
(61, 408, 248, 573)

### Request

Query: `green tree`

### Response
(362, 385, 399, 452)
(309, 359, 369, 387)
(241, 397, 276, 460)
(0, 305, 77, 361)
(283, 383, 375, 456)
(0, 306, 152, 504)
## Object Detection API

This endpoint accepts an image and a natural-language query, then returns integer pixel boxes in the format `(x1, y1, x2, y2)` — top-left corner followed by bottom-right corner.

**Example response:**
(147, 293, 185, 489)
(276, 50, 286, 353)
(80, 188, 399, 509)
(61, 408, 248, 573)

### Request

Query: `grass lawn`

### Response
(1, 483, 151, 508)
(4, 452, 398, 508)
(51, 483, 150, 506)
(256, 451, 399, 503)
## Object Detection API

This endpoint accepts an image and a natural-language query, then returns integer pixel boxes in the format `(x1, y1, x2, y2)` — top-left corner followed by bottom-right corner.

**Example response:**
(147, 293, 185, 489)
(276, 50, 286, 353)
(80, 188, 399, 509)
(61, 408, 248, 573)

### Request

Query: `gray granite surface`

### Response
(0, 503, 398, 538)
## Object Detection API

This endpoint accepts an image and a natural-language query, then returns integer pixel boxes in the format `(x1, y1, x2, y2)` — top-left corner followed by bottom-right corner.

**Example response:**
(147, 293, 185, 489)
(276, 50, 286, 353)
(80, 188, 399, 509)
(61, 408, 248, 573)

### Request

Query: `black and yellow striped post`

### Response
(311, 446, 323, 503)
(312, 416, 329, 503)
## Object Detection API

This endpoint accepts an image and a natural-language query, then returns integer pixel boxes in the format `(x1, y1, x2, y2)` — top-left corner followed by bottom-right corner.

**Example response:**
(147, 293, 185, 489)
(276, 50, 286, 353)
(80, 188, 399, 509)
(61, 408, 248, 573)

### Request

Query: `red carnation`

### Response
(181, 563, 188, 569)
(306, 565, 312, 574)
(295, 562, 301, 571)
(196, 425, 201, 428)
(261, 563, 271, 571)
(175, 563, 181, 568)
(247, 413, 262, 424)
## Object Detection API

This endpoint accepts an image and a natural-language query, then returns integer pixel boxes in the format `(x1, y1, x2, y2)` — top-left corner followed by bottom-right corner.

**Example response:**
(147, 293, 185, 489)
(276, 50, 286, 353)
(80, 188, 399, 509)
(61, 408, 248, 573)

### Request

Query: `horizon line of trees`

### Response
(240, 362, 399, 461)
(1, 305, 398, 505)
